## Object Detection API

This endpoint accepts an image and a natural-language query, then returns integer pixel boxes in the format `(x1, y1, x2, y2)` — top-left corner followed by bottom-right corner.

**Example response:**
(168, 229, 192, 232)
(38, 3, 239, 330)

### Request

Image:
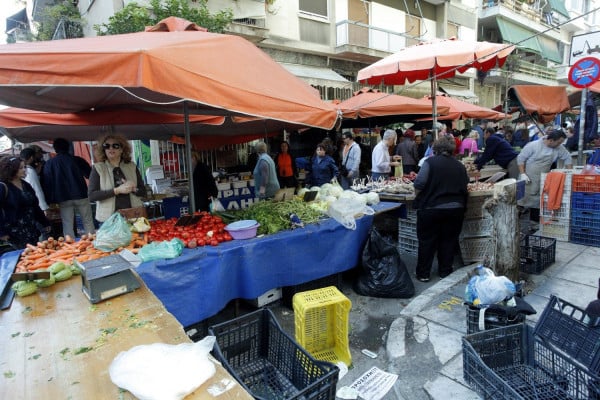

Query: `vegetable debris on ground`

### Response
(225, 199, 325, 235)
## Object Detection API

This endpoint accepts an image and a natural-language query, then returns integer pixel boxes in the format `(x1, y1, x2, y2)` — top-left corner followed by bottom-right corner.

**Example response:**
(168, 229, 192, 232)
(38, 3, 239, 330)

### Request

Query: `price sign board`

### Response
(568, 57, 600, 89)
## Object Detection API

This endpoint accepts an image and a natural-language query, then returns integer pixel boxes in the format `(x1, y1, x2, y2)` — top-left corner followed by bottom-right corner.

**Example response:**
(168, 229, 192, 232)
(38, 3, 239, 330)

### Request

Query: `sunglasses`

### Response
(102, 142, 122, 150)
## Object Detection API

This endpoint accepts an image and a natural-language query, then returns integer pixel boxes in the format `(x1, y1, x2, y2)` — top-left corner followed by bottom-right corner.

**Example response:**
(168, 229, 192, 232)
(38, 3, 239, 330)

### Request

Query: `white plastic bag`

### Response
(327, 198, 375, 230)
(109, 336, 216, 400)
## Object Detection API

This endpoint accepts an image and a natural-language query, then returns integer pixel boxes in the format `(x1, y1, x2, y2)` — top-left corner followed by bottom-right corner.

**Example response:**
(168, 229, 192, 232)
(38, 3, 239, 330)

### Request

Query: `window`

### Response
(405, 15, 421, 47)
(447, 23, 459, 40)
(299, 0, 328, 18)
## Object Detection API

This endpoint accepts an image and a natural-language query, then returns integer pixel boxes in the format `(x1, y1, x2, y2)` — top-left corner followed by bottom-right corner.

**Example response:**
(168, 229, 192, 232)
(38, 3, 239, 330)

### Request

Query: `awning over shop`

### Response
(280, 63, 351, 89)
(496, 17, 541, 54)
(496, 17, 561, 63)
(537, 35, 562, 63)
(438, 85, 478, 101)
(548, 0, 570, 18)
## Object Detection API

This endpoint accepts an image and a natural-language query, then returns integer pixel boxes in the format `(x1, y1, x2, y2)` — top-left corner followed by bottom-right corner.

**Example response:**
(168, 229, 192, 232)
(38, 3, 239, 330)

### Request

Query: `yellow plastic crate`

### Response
(293, 286, 352, 367)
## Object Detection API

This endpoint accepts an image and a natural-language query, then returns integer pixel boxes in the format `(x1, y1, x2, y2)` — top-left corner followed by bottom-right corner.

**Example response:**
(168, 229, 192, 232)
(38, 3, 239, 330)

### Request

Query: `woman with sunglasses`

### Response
(0, 155, 51, 249)
(88, 134, 146, 223)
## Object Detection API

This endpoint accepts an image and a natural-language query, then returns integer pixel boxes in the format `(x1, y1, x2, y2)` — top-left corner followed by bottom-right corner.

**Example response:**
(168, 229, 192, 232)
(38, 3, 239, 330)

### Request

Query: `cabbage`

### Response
(297, 188, 309, 197)
(366, 192, 380, 205)
(323, 195, 337, 205)
(329, 185, 343, 198)
(310, 186, 321, 192)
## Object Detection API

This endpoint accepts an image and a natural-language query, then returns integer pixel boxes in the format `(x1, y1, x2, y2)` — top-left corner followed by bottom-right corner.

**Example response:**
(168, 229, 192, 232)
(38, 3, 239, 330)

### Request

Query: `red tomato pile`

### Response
(148, 212, 233, 248)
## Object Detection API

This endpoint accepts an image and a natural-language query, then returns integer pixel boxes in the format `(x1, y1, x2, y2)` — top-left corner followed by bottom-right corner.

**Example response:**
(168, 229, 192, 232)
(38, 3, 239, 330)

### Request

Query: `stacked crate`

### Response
(539, 170, 573, 241)
(569, 174, 600, 247)
(459, 191, 495, 265)
(398, 204, 418, 254)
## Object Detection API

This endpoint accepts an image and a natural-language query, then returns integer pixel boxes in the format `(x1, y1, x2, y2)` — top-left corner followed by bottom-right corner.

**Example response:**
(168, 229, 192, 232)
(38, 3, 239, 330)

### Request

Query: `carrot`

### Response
(27, 261, 53, 271)
(23, 253, 45, 261)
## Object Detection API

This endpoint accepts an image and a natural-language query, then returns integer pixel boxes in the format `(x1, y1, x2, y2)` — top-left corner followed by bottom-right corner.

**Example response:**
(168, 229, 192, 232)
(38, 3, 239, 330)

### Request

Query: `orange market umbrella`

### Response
(413, 94, 507, 121)
(336, 87, 449, 127)
(357, 38, 515, 134)
(0, 16, 340, 210)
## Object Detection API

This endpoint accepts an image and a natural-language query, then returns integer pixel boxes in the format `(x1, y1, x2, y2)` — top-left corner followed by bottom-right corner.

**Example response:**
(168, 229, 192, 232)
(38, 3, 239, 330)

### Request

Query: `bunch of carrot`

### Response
(14, 232, 148, 273)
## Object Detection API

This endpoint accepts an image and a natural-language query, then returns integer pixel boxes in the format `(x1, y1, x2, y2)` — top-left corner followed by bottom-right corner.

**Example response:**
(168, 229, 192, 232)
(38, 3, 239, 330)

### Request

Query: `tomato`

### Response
(187, 239, 197, 249)
(210, 239, 218, 246)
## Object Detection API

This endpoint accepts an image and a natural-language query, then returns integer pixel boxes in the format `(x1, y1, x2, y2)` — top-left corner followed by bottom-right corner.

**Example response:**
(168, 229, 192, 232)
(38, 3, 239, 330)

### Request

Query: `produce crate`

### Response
(571, 192, 600, 210)
(519, 234, 556, 274)
(162, 196, 190, 219)
(293, 286, 352, 367)
(397, 233, 418, 254)
(570, 226, 600, 247)
(540, 193, 570, 220)
(281, 273, 342, 309)
(398, 218, 416, 236)
(572, 174, 600, 193)
(460, 216, 494, 239)
(539, 217, 570, 242)
(463, 323, 600, 400)
(465, 192, 492, 220)
(209, 308, 339, 400)
(459, 237, 495, 264)
(465, 303, 526, 334)
(534, 296, 600, 372)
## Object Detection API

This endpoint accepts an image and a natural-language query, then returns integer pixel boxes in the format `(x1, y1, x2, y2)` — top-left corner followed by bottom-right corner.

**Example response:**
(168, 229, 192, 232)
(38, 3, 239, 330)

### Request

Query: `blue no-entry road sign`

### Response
(568, 57, 600, 88)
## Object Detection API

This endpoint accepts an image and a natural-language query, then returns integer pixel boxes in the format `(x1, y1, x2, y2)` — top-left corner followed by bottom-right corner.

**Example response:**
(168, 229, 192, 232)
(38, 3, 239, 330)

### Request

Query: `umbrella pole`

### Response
(183, 101, 197, 212)
(431, 76, 438, 140)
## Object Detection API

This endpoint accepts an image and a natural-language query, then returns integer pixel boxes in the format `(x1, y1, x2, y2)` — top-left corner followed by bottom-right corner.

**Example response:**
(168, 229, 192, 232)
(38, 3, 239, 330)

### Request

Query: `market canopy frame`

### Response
(413, 93, 507, 122)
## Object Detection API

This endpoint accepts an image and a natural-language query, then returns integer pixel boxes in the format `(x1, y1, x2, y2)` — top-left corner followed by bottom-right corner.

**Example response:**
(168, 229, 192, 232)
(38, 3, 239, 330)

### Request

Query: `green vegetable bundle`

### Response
(231, 199, 324, 235)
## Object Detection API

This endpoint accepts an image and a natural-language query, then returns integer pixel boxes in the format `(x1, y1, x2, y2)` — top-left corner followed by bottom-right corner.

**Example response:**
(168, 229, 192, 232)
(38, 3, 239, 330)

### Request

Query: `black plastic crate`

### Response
(520, 234, 556, 274)
(209, 308, 338, 400)
(534, 295, 600, 372)
(282, 273, 342, 309)
(463, 323, 600, 399)
(465, 304, 526, 334)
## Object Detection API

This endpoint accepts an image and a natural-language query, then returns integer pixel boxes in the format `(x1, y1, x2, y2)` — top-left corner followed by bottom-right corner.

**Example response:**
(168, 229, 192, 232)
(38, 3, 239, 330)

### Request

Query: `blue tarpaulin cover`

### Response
(137, 202, 400, 327)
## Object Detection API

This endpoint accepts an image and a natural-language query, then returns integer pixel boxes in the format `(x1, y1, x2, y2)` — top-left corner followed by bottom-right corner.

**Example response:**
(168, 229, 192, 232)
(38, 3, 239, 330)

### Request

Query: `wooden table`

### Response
(0, 276, 252, 400)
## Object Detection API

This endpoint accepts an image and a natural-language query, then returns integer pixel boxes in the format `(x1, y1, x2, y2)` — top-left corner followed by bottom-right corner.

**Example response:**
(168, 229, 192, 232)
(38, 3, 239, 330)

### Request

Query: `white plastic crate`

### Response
(459, 237, 495, 264)
(539, 218, 570, 242)
(540, 193, 570, 220)
(398, 234, 418, 254)
(465, 192, 492, 220)
(398, 218, 417, 236)
(246, 287, 282, 307)
(460, 217, 494, 239)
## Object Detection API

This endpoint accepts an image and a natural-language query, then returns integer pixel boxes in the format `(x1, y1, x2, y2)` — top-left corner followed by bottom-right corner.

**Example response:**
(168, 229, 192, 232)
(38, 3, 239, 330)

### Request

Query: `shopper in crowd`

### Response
(474, 127, 520, 180)
(395, 128, 419, 174)
(253, 141, 280, 199)
(307, 143, 339, 187)
(412, 136, 469, 282)
(191, 152, 218, 212)
(274, 141, 297, 188)
(474, 119, 487, 149)
(0, 155, 50, 249)
(88, 134, 146, 223)
(20, 147, 49, 213)
(340, 131, 361, 189)
(458, 130, 479, 156)
(517, 129, 572, 226)
(28, 144, 47, 172)
(415, 132, 426, 164)
(371, 129, 401, 180)
(42, 138, 96, 237)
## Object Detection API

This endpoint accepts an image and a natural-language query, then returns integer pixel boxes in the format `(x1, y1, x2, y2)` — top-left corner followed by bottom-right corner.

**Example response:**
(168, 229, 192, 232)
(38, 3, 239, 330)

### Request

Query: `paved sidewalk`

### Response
(384, 239, 600, 399)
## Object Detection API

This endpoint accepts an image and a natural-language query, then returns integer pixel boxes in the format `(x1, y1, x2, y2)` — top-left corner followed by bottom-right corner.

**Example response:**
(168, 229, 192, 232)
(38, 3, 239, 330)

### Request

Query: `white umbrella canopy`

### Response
(357, 38, 515, 135)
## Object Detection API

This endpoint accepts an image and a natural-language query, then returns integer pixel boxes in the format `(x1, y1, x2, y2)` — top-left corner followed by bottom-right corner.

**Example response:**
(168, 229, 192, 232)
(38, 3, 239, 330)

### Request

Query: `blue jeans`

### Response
(371, 172, 389, 181)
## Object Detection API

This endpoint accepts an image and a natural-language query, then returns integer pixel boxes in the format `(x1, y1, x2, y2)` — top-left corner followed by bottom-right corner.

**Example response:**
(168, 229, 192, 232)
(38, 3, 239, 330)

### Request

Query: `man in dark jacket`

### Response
(42, 138, 96, 238)
(474, 127, 520, 179)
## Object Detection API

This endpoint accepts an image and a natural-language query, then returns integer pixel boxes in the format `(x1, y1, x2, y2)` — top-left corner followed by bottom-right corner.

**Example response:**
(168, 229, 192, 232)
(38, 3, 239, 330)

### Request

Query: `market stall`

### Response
(136, 201, 401, 327)
(0, 251, 252, 400)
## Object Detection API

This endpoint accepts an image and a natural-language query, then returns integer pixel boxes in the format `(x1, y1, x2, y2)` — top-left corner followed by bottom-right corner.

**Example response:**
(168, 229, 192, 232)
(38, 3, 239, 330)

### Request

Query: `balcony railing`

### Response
(515, 59, 556, 81)
(482, 0, 559, 28)
(335, 20, 409, 53)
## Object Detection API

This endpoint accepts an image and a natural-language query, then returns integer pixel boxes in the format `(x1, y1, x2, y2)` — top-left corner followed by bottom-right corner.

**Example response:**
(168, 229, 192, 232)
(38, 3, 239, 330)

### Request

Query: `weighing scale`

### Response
(77, 251, 141, 303)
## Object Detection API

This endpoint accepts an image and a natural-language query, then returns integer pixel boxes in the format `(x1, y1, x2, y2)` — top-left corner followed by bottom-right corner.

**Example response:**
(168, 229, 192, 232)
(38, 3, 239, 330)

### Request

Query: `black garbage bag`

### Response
(354, 229, 415, 298)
